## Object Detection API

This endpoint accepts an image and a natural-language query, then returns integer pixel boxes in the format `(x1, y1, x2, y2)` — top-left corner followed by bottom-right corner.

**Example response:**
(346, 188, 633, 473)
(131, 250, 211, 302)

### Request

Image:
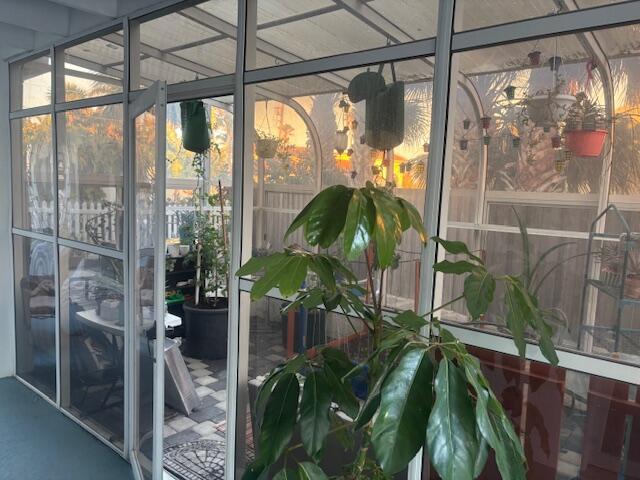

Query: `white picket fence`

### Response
(28, 200, 230, 247)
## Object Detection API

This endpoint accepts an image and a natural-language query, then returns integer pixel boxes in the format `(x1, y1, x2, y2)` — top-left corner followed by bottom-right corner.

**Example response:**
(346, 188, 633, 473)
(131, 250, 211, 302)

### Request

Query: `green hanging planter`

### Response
(365, 81, 405, 151)
(180, 100, 211, 154)
(347, 70, 386, 103)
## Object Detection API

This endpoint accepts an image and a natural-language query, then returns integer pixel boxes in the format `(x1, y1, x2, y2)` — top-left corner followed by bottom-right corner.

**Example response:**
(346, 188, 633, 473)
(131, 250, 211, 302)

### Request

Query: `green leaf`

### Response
(308, 256, 336, 291)
(278, 255, 309, 297)
(372, 348, 435, 475)
(398, 197, 428, 243)
(474, 434, 489, 478)
(286, 185, 353, 248)
(393, 310, 427, 331)
(273, 468, 297, 480)
(512, 207, 531, 285)
(343, 189, 375, 260)
(503, 280, 528, 358)
(427, 359, 478, 480)
(255, 368, 285, 421)
(299, 371, 332, 461)
(297, 462, 329, 480)
(250, 254, 295, 300)
(241, 459, 268, 480)
(368, 188, 404, 269)
(324, 361, 359, 419)
(464, 269, 496, 319)
(237, 252, 286, 277)
(321, 348, 353, 377)
(258, 373, 300, 465)
(432, 236, 483, 263)
(434, 260, 479, 275)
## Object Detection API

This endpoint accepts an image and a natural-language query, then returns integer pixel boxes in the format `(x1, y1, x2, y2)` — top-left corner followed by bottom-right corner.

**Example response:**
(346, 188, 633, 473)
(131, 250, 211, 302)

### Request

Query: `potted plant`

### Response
(182, 150, 230, 360)
(522, 83, 576, 130)
(255, 130, 280, 159)
(237, 183, 558, 479)
(564, 92, 608, 157)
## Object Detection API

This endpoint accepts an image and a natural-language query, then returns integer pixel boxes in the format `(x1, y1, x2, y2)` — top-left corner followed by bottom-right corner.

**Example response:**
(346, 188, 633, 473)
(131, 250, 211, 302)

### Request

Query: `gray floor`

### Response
(0, 377, 133, 480)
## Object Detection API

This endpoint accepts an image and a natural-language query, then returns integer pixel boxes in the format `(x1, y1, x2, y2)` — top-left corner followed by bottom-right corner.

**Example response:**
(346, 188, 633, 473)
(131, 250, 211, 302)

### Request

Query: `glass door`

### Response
(129, 81, 167, 480)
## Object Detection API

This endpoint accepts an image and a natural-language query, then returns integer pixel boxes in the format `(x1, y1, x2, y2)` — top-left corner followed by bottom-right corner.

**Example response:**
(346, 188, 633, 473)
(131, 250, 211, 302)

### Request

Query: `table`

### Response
(75, 309, 198, 415)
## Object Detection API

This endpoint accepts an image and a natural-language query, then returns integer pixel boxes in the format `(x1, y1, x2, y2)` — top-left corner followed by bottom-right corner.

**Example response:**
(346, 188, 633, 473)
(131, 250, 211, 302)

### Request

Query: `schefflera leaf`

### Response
(427, 359, 478, 480)
(371, 348, 434, 475)
(299, 370, 332, 462)
(285, 184, 353, 248)
(343, 188, 376, 260)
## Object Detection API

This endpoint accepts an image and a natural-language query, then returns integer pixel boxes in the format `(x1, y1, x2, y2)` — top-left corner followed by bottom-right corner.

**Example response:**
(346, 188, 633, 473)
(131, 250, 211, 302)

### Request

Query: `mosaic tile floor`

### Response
(163, 315, 286, 480)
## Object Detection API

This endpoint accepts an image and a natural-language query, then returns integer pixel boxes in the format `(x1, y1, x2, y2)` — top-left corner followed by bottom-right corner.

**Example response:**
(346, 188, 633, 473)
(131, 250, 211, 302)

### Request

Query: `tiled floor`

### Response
(163, 315, 287, 480)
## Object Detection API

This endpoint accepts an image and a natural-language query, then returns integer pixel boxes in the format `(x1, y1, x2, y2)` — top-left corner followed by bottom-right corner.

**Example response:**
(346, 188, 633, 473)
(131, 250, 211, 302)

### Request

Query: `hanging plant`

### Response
(483, 135, 491, 146)
(548, 56, 563, 71)
(463, 118, 471, 130)
(180, 100, 211, 154)
(255, 130, 280, 159)
(504, 85, 517, 100)
(512, 136, 521, 148)
(459, 139, 469, 151)
(335, 128, 349, 155)
(564, 92, 608, 157)
(528, 50, 542, 66)
(551, 135, 562, 149)
(480, 116, 492, 129)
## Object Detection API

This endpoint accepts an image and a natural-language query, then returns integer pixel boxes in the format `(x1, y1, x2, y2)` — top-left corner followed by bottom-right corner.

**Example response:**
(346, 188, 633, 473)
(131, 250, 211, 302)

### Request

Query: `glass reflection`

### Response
(11, 115, 55, 234)
(13, 236, 56, 400)
(59, 246, 125, 449)
(57, 105, 124, 249)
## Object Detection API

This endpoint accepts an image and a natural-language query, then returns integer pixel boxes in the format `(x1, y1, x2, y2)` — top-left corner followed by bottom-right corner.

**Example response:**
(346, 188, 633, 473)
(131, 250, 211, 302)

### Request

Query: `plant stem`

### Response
(424, 294, 465, 318)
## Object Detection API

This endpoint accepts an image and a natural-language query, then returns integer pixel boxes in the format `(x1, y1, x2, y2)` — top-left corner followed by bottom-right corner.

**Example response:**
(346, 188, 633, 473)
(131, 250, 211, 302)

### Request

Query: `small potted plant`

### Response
(598, 238, 640, 299)
(523, 81, 576, 129)
(255, 130, 280, 159)
(564, 92, 608, 157)
(182, 151, 230, 360)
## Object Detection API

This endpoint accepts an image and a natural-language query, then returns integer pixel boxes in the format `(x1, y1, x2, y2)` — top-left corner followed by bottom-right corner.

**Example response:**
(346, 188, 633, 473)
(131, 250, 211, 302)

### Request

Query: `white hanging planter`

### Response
(524, 93, 576, 128)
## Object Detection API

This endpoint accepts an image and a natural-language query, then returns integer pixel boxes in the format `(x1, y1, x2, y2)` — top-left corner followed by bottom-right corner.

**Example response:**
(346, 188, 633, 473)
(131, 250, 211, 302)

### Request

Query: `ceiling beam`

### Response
(180, 7, 349, 89)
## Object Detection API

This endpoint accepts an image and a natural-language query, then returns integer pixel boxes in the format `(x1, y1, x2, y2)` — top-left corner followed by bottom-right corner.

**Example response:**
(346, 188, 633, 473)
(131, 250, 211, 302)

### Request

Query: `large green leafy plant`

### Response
(237, 182, 558, 480)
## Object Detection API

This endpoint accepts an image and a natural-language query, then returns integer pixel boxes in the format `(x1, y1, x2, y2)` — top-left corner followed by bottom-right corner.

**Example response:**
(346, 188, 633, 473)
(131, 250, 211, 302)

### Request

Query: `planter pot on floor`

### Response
(182, 300, 228, 360)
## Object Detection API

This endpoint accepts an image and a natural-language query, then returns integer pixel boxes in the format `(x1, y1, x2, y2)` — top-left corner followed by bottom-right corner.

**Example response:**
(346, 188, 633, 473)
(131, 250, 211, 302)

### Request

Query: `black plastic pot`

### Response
(182, 299, 228, 360)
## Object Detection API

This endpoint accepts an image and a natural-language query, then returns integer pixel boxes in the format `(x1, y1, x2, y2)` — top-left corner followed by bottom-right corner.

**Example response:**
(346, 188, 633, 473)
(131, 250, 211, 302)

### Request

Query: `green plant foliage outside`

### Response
(237, 182, 559, 480)
(180, 147, 230, 307)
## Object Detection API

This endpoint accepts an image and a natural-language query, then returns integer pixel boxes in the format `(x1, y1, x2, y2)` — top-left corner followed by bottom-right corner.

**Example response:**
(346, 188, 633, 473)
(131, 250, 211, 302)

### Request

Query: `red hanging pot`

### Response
(565, 130, 607, 157)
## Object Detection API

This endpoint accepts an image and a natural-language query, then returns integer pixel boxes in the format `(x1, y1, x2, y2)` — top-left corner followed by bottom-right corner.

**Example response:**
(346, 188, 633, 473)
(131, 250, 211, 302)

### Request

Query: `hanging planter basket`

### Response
(504, 85, 517, 100)
(180, 100, 211, 154)
(565, 129, 607, 157)
(528, 50, 541, 66)
(480, 116, 492, 129)
(524, 94, 576, 128)
(459, 139, 468, 151)
(255, 138, 279, 159)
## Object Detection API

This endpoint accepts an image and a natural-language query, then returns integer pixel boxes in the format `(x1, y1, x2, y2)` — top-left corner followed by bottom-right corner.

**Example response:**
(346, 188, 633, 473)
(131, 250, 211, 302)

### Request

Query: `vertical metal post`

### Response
(122, 16, 132, 459)
(51, 44, 62, 408)
(410, 0, 456, 478)
(225, 0, 249, 477)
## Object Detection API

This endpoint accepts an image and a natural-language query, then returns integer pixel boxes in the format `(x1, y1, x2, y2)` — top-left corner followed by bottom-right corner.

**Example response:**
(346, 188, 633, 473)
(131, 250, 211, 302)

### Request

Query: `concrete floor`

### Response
(0, 377, 133, 480)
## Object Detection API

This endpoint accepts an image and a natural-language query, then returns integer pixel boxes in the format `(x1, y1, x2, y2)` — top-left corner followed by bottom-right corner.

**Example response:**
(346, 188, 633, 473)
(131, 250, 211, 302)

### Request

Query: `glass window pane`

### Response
(10, 54, 52, 110)
(57, 104, 124, 250)
(440, 24, 640, 365)
(59, 246, 125, 450)
(11, 115, 55, 234)
(62, 31, 124, 101)
(248, 0, 438, 68)
(423, 346, 640, 480)
(133, 0, 237, 89)
(248, 58, 432, 310)
(13, 236, 56, 400)
(455, 0, 631, 32)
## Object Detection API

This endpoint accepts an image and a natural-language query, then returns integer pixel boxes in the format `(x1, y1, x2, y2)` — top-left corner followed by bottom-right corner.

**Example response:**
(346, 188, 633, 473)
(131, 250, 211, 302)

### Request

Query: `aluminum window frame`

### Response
(7, 1, 640, 480)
